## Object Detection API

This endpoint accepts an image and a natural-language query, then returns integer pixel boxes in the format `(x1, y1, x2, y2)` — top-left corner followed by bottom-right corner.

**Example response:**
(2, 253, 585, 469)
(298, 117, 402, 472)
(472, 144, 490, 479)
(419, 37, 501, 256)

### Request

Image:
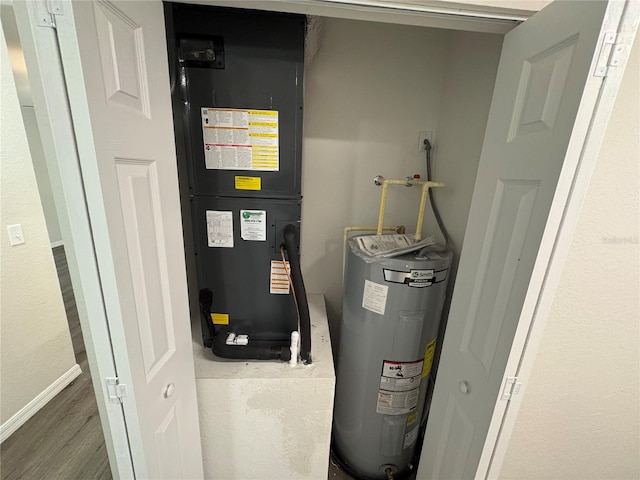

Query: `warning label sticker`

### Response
(403, 427, 419, 449)
(376, 388, 420, 415)
(210, 313, 229, 325)
(206, 210, 233, 248)
(202, 108, 279, 172)
(381, 359, 424, 380)
(406, 412, 418, 427)
(377, 358, 423, 415)
(422, 339, 437, 378)
(362, 280, 388, 315)
(270, 260, 291, 294)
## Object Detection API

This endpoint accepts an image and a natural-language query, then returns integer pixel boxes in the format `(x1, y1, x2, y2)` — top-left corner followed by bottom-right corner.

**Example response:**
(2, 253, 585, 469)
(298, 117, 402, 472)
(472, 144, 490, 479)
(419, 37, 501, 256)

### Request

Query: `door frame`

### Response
(11, 0, 638, 479)
(12, 1, 135, 478)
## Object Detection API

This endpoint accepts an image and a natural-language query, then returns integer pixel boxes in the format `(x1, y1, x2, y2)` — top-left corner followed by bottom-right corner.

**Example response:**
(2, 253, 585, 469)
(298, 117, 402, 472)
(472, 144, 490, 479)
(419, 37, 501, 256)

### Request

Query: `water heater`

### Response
(333, 237, 452, 479)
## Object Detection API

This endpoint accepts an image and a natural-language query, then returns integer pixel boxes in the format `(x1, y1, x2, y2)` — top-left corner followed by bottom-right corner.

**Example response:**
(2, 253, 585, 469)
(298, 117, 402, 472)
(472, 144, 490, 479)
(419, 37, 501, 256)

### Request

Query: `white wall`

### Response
(1, 5, 63, 246)
(0, 26, 76, 426)
(300, 18, 503, 348)
(498, 32, 640, 480)
(21, 105, 63, 245)
(301, 18, 451, 338)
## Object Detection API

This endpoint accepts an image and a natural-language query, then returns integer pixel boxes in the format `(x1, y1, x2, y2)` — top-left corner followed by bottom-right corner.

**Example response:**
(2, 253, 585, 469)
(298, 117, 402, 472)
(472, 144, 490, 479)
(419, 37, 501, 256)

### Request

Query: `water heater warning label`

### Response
(202, 107, 279, 171)
(376, 359, 423, 415)
(376, 388, 420, 416)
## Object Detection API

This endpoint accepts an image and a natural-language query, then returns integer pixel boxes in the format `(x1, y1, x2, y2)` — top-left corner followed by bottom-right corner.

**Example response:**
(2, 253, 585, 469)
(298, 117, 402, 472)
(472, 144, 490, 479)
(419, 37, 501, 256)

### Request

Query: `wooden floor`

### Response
(1, 247, 111, 480)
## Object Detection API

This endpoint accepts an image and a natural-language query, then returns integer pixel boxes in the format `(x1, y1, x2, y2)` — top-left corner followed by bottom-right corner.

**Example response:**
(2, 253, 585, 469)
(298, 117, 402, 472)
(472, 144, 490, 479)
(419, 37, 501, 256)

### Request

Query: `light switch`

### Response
(7, 224, 25, 246)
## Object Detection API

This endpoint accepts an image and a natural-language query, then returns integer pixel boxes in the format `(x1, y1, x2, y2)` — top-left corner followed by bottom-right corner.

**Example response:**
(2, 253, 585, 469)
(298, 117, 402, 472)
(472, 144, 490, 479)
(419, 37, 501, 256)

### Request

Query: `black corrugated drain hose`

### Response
(283, 224, 312, 364)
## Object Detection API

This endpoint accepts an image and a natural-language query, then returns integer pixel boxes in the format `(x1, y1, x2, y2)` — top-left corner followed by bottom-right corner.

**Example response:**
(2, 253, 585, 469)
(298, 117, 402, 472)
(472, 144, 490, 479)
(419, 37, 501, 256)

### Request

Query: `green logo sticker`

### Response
(242, 211, 263, 219)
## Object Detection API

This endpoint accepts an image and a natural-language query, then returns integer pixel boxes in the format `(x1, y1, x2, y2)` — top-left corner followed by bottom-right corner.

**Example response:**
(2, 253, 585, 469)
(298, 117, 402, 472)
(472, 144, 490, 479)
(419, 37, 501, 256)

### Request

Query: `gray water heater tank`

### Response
(333, 236, 453, 479)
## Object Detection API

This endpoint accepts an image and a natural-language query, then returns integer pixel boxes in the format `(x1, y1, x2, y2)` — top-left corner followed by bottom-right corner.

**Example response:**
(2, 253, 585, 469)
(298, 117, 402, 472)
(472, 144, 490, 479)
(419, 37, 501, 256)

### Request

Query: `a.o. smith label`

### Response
(383, 268, 449, 288)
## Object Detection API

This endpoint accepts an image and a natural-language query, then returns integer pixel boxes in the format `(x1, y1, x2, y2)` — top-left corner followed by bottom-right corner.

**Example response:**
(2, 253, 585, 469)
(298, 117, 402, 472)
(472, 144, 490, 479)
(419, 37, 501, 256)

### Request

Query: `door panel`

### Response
(461, 180, 539, 377)
(93, 1, 150, 117)
(55, 1, 203, 478)
(115, 159, 176, 381)
(419, 2, 620, 478)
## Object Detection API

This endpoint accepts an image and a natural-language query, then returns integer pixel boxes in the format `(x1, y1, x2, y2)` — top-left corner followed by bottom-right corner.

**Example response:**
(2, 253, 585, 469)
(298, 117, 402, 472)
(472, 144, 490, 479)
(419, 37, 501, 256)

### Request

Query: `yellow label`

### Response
(249, 133, 278, 138)
(249, 121, 278, 127)
(249, 110, 277, 116)
(210, 313, 229, 325)
(407, 412, 418, 426)
(422, 339, 437, 378)
(235, 176, 261, 191)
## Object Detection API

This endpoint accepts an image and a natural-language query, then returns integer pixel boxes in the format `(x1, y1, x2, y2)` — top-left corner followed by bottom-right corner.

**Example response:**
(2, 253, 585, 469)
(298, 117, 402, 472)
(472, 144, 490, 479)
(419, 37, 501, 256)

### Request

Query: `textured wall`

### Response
(0, 27, 76, 425)
(499, 32, 640, 480)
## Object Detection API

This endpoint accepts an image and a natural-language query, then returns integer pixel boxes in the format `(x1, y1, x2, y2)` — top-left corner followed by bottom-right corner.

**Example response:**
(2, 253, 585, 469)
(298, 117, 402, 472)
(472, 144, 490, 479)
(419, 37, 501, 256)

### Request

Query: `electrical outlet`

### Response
(418, 131, 432, 152)
(7, 224, 25, 246)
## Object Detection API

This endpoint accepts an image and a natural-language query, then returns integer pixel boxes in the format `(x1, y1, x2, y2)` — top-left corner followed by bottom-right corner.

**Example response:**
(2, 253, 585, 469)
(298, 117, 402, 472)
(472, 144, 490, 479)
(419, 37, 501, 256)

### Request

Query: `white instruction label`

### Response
(240, 210, 266, 241)
(376, 388, 420, 415)
(202, 107, 279, 171)
(357, 234, 415, 256)
(362, 280, 388, 315)
(206, 211, 234, 248)
(403, 427, 419, 449)
(270, 260, 291, 294)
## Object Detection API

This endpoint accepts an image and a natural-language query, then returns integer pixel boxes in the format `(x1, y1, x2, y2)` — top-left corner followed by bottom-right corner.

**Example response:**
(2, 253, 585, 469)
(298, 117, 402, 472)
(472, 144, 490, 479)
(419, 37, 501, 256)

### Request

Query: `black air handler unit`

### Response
(165, 4, 308, 361)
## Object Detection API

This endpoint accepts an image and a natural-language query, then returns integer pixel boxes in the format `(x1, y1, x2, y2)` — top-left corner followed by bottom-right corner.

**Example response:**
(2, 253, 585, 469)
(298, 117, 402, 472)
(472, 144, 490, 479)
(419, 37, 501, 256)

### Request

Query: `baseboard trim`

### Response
(50, 240, 64, 248)
(0, 364, 82, 443)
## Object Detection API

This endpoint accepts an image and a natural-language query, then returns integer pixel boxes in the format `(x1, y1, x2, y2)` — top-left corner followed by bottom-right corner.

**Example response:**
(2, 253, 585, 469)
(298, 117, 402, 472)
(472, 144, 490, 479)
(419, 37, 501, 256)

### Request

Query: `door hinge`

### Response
(106, 377, 129, 404)
(35, 0, 63, 28)
(594, 32, 626, 77)
(500, 376, 522, 401)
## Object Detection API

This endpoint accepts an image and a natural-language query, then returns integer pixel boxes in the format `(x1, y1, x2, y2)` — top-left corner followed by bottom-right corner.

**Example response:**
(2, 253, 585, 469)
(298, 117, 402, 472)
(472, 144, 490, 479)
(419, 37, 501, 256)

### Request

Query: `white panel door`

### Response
(419, 1, 631, 478)
(54, 1, 203, 478)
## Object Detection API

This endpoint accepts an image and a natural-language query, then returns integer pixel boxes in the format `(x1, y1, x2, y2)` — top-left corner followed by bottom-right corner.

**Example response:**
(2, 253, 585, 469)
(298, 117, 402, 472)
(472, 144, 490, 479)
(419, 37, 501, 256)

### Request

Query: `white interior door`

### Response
(53, 1, 203, 478)
(419, 1, 633, 478)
